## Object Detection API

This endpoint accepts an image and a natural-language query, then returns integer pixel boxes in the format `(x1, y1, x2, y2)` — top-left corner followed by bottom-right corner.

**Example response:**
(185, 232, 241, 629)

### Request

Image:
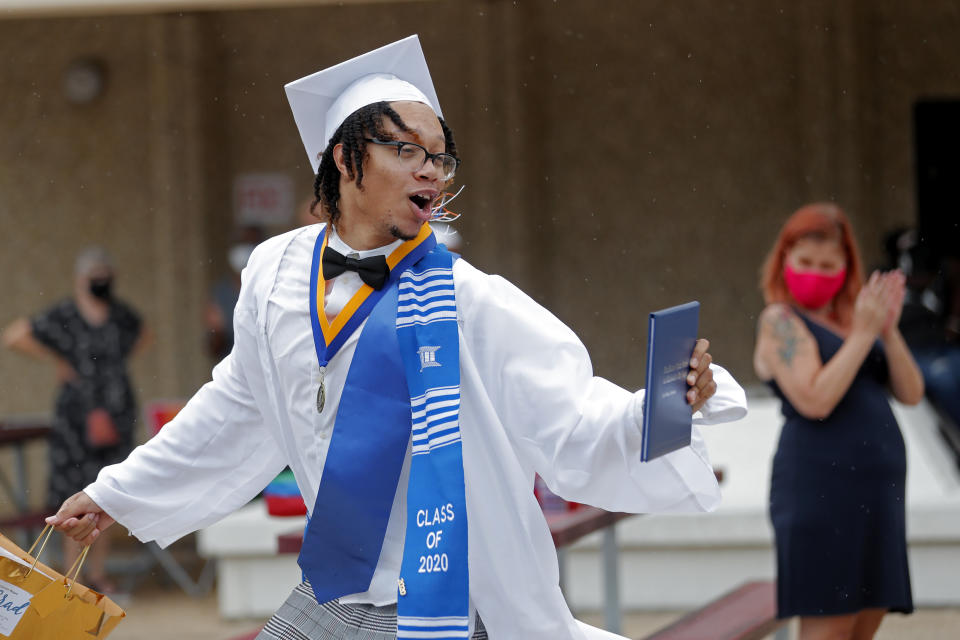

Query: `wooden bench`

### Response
(277, 504, 633, 555)
(0, 422, 52, 545)
(0, 511, 48, 531)
(640, 580, 785, 640)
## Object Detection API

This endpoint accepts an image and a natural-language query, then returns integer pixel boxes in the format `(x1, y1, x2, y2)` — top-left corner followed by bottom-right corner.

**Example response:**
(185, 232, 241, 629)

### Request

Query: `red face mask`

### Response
(783, 264, 847, 309)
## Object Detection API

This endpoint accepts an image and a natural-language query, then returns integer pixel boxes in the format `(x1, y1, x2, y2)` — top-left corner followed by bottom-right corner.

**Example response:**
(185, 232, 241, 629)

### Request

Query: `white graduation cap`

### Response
(285, 35, 443, 174)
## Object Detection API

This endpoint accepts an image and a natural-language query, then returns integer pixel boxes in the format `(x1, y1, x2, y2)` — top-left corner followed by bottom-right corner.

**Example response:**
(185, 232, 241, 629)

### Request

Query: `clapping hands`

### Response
(853, 270, 906, 339)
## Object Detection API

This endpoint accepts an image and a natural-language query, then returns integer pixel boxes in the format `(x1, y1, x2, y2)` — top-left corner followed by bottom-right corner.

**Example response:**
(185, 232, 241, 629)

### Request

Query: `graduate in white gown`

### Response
(47, 36, 748, 640)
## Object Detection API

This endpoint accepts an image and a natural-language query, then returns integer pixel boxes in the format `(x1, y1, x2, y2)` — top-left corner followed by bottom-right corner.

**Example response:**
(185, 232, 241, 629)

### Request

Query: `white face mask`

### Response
(228, 244, 255, 274)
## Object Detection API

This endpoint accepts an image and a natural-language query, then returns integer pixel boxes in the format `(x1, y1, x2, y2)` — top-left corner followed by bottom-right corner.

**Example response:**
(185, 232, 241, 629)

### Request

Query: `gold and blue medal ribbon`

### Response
(300, 223, 439, 604)
(308, 223, 435, 410)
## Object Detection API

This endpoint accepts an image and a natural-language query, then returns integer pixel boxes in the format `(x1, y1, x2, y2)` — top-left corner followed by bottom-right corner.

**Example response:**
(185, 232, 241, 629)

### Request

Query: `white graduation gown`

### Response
(85, 224, 748, 640)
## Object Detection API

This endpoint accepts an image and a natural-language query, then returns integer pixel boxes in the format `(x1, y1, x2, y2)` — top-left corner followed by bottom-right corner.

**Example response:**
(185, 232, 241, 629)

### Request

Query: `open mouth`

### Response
(410, 194, 431, 209)
(409, 193, 435, 220)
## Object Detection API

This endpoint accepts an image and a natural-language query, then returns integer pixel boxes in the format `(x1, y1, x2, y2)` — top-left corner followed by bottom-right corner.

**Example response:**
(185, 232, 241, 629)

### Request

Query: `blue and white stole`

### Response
(299, 223, 469, 639)
(395, 248, 469, 638)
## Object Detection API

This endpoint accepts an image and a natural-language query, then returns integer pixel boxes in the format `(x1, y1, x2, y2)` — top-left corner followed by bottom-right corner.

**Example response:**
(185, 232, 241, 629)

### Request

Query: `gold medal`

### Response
(309, 225, 433, 416)
(316, 366, 326, 413)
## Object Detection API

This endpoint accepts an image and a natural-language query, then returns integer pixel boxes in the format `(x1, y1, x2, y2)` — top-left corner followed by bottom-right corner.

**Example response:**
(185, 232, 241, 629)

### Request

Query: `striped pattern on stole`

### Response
(396, 251, 470, 639)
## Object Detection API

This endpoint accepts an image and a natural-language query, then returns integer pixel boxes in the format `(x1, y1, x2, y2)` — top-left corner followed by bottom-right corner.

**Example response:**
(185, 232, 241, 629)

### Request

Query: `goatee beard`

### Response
(390, 225, 418, 242)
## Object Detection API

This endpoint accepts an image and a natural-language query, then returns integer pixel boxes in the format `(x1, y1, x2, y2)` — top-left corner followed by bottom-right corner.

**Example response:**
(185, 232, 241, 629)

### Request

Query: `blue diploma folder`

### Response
(641, 301, 700, 462)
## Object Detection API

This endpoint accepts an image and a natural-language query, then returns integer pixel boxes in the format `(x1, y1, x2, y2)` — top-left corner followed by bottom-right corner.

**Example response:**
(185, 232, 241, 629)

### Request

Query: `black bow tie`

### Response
(322, 246, 390, 290)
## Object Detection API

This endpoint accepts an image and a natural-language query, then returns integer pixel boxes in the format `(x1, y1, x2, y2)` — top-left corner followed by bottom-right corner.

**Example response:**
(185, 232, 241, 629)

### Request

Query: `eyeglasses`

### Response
(364, 138, 460, 181)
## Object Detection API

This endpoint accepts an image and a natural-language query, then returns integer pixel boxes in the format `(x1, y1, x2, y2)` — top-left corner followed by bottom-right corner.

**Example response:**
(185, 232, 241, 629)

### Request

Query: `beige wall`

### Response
(2, 1, 959, 510)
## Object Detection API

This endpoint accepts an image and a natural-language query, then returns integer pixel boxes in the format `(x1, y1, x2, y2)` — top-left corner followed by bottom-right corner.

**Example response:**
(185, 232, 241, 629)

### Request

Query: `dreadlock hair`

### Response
(310, 101, 459, 226)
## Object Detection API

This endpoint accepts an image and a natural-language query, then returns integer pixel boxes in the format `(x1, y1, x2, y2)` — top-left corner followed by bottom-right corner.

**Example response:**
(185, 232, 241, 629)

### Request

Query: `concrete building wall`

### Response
(2, 0, 959, 511)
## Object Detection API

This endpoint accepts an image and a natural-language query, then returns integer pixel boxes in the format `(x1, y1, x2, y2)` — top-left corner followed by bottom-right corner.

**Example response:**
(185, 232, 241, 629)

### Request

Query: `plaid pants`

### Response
(257, 580, 489, 640)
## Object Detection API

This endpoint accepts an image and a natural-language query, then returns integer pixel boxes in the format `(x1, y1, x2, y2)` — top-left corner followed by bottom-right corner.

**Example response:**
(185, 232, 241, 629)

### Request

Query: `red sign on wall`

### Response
(233, 172, 294, 226)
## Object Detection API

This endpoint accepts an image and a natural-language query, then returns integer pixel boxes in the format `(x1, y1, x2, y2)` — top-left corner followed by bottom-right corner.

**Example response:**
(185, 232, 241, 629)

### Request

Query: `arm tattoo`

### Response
(768, 311, 801, 367)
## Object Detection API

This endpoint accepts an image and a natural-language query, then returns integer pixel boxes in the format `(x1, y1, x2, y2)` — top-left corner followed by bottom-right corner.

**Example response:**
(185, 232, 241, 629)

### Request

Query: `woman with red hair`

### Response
(754, 203, 924, 639)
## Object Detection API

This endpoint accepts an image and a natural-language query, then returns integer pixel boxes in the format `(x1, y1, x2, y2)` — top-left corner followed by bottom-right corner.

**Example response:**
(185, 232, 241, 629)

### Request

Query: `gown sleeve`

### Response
(455, 260, 747, 514)
(84, 255, 288, 548)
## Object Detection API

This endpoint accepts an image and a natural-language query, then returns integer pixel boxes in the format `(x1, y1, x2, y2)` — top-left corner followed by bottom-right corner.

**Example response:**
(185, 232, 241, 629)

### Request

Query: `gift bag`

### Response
(0, 525, 125, 639)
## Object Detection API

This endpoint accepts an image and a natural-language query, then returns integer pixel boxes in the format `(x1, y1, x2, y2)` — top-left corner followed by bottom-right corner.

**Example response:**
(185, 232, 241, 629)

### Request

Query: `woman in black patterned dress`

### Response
(3, 246, 148, 591)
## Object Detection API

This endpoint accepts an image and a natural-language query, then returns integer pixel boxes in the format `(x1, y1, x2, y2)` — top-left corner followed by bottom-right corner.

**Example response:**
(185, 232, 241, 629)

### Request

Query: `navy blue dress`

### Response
(768, 314, 913, 618)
